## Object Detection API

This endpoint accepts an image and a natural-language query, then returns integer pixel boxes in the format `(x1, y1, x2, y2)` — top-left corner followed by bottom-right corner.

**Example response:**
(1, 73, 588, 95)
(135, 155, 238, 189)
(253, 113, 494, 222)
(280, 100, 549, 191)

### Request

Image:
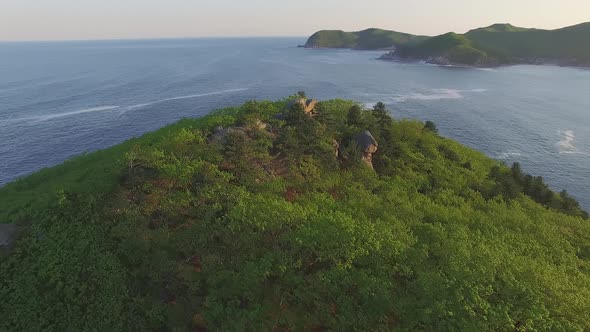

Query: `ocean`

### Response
(1, 38, 589, 208)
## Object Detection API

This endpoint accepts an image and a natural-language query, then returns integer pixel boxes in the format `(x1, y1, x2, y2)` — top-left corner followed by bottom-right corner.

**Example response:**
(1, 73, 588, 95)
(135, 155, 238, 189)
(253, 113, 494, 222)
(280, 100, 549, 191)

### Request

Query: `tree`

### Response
(371, 101, 393, 128)
(560, 190, 580, 211)
(347, 105, 363, 126)
(372, 102, 387, 117)
(511, 162, 522, 181)
(424, 120, 438, 133)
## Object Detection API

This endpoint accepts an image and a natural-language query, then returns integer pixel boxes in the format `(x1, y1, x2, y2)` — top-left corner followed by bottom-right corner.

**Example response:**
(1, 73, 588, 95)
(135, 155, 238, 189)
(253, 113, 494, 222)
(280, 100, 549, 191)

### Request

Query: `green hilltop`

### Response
(304, 28, 428, 50)
(460, 22, 590, 65)
(306, 22, 590, 67)
(1, 95, 589, 330)
(393, 32, 495, 66)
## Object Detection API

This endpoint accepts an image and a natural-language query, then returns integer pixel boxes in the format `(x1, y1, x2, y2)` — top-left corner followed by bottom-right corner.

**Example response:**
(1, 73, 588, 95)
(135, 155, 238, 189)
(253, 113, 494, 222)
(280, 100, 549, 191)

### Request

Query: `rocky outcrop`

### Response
(355, 131, 378, 169)
(287, 98, 318, 115)
(332, 140, 340, 158)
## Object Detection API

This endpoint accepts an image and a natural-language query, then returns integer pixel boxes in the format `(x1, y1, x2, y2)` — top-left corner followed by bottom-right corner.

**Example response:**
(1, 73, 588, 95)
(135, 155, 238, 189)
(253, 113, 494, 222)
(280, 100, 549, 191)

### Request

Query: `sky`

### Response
(1, 0, 589, 41)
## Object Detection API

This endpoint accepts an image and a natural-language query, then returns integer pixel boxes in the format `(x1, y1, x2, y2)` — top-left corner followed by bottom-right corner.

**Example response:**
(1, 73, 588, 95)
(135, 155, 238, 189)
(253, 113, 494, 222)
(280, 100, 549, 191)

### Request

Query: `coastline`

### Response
(377, 52, 590, 69)
(303, 45, 590, 69)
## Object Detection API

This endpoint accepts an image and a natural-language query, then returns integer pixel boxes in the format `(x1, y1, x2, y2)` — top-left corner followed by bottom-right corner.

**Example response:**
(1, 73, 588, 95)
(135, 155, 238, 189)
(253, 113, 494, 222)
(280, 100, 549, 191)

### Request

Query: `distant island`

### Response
(304, 23, 590, 67)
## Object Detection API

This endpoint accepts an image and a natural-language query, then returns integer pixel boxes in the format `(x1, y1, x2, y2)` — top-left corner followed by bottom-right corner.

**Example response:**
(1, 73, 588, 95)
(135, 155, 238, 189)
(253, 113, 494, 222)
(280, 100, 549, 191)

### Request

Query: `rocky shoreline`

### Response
(378, 52, 590, 69)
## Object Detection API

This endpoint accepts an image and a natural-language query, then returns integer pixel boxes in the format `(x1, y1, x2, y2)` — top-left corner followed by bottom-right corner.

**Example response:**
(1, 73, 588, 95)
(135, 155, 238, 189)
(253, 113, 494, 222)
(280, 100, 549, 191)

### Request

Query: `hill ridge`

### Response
(306, 22, 590, 67)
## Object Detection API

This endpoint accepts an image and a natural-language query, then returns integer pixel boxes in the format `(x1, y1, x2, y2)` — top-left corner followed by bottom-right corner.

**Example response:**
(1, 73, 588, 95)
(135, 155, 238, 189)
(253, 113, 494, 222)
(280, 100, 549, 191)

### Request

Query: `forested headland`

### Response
(1, 94, 589, 330)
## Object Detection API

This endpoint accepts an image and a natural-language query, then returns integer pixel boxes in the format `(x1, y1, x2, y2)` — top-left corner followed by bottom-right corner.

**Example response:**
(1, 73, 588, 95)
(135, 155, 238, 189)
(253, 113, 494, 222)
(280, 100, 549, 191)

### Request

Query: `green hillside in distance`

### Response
(468, 23, 533, 33)
(1, 95, 589, 330)
(387, 22, 590, 67)
(391, 32, 497, 66)
(304, 28, 429, 50)
(462, 22, 590, 66)
(305, 22, 590, 67)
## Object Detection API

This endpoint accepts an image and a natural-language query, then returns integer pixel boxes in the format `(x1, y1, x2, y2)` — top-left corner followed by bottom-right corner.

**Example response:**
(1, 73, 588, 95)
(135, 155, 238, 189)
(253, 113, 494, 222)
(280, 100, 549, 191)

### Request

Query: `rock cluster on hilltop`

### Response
(355, 130, 379, 169)
(209, 97, 380, 170)
(287, 98, 318, 115)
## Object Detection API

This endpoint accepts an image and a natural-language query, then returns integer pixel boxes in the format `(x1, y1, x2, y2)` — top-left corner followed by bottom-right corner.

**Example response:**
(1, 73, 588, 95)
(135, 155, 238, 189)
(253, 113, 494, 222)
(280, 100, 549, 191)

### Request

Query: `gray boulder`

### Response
(355, 130, 378, 169)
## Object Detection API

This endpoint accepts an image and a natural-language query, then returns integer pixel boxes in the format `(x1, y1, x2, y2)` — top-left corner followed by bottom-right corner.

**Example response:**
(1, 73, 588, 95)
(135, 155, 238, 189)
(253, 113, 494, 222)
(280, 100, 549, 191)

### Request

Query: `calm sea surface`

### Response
(1, 38, 589, 208)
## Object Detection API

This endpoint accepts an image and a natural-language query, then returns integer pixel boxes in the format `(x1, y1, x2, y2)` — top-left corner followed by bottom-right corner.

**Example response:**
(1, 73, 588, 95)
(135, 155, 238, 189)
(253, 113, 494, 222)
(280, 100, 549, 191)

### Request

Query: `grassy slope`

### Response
(0, 111, 240, 223)
(1, 98, 589, 330)
(304, 28, 428, 49)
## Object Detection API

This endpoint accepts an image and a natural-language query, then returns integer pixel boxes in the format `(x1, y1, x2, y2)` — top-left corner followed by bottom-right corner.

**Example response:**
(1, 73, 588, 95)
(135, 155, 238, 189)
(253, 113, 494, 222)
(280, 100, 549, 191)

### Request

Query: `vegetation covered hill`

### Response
(304, 28, 428, 50)
(306, 22, 590, 67)
(462, 23, 590, 66)
(389, 22, 590, 66)
(390, 32, 497, 66)
(1, 95, 590, 331)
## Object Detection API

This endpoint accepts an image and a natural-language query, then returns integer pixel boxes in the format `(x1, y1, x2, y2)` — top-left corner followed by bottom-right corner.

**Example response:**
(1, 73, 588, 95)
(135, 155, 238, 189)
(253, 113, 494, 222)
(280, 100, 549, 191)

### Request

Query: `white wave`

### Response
(560, 151, 590, 156)
(0, 88, 250, 125)
(392, 89, 464, 102)
(0, 105, 120, 124)
(39, 106, 120, 120)
(496, 152, 523, 160)
(557, 130, 578, 154)
(125, 88, 248, 110)
(360, 88, 488, 104)
(166, 88, 248, 101)
(474, 68, 497, 72)
(126, 102, 154, 110)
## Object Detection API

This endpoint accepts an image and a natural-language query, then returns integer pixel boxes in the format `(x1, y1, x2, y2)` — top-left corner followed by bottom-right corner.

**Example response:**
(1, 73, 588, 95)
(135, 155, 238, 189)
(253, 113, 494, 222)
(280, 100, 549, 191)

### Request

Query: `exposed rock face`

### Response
(332, 140, 340, 158)
(287, 98, 318, 115)
(0, 223, 18, 247)
(355, 130, 378, 169)
(254, 120, 268, 130)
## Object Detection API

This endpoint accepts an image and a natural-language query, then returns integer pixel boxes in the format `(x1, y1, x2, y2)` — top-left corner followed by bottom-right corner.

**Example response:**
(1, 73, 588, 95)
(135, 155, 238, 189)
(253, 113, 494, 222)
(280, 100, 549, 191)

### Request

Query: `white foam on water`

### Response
(361, 88, 487, 104)
(392, 89, 464, 102)
(125, 88, 249, 110)
(39, 106, 121, 120)
(557, 130, 576, 153)
(126, 102, 154, 110)
(556, 130, 588, 155)
(166, 88, 248, 101)
(0, 88, 250, 125)
(496, 152, 523, 160)
(474, 68, 497, 72)
(0, 105, 120, 124)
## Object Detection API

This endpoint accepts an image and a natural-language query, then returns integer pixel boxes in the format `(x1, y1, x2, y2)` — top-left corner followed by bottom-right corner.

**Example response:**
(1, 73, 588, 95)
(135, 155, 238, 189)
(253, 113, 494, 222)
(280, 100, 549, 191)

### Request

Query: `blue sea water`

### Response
(1, 38, 589, 208)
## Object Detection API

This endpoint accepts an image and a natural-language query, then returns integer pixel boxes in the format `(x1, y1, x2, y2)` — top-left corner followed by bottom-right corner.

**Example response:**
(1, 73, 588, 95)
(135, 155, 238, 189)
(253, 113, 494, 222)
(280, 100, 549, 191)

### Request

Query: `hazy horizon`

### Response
(2, 0, 590, 42)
